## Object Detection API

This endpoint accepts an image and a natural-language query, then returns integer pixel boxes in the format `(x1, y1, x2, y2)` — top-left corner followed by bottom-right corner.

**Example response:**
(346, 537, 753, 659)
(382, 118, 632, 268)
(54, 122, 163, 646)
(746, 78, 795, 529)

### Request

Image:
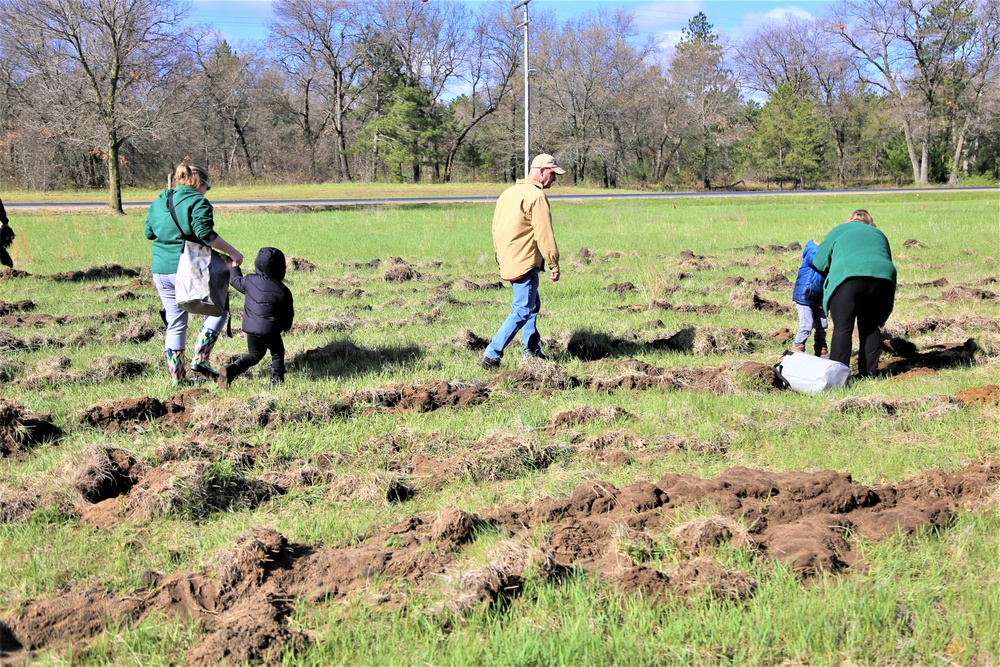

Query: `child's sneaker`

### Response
(270, 371, 285, 388)
(791, 344, 806, 353)
(217, 365, 231, 390)
(816, 347, 829, 358)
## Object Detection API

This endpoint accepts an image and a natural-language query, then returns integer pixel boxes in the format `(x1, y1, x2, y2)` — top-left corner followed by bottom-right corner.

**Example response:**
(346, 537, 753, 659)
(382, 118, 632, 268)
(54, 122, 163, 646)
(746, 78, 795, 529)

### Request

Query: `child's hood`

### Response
(254, 247, 286, 281)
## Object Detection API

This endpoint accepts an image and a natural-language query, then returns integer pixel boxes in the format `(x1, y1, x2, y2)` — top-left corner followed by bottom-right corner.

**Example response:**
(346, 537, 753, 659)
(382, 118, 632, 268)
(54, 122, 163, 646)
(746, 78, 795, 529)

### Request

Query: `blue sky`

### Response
(187, 0, 833, 50)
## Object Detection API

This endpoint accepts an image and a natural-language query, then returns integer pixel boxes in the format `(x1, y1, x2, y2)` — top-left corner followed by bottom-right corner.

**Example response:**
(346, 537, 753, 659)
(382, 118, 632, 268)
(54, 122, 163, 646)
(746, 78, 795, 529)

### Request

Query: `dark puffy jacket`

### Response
(792, 240, 824, 308)
(230, 247, 294, 336)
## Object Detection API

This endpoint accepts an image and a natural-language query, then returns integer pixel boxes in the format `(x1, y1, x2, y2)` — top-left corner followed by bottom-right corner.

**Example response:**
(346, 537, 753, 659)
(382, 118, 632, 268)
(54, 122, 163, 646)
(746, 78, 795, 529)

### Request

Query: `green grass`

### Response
(1, 189, 999, 665)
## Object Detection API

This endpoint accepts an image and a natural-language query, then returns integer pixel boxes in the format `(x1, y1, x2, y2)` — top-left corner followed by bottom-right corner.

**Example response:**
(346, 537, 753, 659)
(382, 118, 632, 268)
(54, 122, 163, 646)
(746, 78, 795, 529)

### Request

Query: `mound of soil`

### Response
(383, 263, 420, 282)
(956, 384, 1000, 406)
(453, 279, 503, 291)
(0, 300, 36, 316)
(79, 397, 167, 431)
(550, 406, 630, 429)
(0, 400, 62, 458)
(607, 282, 636, 296)
(48, 264, 141, 282)
(286, 256, 315, 272)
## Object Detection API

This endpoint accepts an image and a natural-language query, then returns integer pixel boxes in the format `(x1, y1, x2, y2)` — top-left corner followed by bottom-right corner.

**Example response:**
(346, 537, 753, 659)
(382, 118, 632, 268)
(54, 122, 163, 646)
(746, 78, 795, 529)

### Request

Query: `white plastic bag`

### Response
(774, 351, 851, 394)
(175, 241, 229, 316)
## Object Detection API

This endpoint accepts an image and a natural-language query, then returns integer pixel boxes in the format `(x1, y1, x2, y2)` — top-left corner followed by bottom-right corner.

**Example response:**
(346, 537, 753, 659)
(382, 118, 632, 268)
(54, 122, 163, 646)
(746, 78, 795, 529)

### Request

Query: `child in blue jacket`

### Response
(791, 240, 828, 356)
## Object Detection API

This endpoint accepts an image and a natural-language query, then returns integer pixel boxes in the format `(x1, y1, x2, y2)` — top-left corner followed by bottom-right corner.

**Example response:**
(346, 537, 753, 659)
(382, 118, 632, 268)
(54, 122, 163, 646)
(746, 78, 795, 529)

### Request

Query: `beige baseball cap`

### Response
(531, 153, 566, 174)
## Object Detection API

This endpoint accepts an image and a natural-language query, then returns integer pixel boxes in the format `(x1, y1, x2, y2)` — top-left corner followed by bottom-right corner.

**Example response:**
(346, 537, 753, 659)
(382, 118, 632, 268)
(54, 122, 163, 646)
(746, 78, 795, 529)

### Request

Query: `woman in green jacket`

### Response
(145, 163, 244, 386)
(811, 210, 897, 378)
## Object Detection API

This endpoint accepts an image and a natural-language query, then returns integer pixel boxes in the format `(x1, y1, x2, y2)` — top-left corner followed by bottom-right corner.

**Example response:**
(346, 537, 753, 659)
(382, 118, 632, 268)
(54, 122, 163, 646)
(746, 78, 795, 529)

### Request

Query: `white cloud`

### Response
(741, 6, 817, 34)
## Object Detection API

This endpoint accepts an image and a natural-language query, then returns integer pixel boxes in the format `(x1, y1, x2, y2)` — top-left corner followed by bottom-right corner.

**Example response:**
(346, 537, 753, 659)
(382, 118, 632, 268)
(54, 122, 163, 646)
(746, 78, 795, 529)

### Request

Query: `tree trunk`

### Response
(106, 131, 123, 215)
(948, 115, 973, 185)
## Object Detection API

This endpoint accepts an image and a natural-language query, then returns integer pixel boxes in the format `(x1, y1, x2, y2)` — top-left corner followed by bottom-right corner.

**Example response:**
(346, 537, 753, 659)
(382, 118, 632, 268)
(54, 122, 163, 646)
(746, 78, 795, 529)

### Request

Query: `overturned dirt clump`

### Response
(110, 460, 280, 523)
(188, 393, 279, 432)
(286, 255, 316, 272)
(115, 319, 158, 344)
(0, 299, 36, 316)
(49, 264, 142, 282)
(0, 399, 62, 458)
(383, 262, 421, 282)
(941, 287, 997, 302)
(410, 431, 560, 488)
(292, 314, 363, 334)
(0, 268, 32, 279)
(550, 406, 630, 429)
(451, 328, 489, 351)
(345, 381, 489, 413)
(607, 282, 636, 296)
(728, 287, 790, 315)
(956, 384, 1000, 406)
(94, 356, 148, 382)
(692, 327, 757, 355)
(453, 278, 503, 291)
(496, 358, 581, 391)
(79, 397, 167, 431)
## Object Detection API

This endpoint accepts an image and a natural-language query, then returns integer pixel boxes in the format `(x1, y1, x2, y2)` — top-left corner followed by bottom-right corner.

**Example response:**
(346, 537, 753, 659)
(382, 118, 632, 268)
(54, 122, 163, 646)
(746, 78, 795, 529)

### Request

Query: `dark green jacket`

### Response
(812, 221, 897, 312)
(144, 186, 219, 274)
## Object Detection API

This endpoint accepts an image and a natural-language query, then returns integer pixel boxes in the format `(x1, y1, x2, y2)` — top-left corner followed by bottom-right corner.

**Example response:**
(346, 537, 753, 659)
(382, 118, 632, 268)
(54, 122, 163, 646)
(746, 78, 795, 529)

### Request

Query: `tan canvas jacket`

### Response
(491, 179, 559, 280)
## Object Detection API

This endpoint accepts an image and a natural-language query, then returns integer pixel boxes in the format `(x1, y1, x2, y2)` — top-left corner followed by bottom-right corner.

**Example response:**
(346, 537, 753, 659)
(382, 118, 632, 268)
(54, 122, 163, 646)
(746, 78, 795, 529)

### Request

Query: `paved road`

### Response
(5, 186, 997, 211)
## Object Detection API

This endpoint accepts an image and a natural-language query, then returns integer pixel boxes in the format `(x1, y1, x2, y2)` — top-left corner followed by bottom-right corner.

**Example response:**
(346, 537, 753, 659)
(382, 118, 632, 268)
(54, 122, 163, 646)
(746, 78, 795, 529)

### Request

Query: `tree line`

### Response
(0, 0, 997, 213)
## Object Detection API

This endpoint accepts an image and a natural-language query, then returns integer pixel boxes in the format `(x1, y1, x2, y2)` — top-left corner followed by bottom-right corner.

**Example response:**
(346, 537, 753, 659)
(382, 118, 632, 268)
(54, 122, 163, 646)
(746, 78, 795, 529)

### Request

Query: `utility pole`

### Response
(515, 0, 530, 178)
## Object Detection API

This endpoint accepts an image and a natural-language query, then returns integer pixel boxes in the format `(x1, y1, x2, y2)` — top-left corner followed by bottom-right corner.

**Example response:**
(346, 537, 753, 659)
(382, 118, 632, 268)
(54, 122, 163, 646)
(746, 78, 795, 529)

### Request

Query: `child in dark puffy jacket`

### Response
(218, 247, 294, 389)
(791, 240, 828, 356)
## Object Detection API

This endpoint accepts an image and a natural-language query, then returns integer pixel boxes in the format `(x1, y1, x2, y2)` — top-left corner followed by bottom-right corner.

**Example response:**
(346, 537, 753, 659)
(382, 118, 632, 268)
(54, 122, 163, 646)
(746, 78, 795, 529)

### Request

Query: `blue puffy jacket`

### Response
(792, 240, 824, 308)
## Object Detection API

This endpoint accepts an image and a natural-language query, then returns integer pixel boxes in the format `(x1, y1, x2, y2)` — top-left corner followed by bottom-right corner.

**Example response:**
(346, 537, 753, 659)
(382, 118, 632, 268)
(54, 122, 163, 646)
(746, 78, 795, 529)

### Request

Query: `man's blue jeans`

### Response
(485, 268, 541, 360)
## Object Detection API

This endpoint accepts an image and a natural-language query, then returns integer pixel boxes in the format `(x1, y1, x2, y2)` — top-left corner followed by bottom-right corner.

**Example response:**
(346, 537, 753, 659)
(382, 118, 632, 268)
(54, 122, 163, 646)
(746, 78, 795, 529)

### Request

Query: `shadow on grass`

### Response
(288, 338, 423, 379)
(879, 337, 979, 377)
(565, 326, 753, 361)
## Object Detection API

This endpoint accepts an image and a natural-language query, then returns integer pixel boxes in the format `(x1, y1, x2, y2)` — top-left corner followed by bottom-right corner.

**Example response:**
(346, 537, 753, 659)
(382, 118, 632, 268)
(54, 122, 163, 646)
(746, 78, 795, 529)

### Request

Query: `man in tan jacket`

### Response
(479, 153, 564, 369)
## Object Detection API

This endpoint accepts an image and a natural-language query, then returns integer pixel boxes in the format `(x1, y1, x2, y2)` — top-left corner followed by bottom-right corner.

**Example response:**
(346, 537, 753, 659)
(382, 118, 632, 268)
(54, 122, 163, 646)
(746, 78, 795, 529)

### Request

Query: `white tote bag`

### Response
(175, 240, 229, 316)
(167, 190, 229, 317)
(774, 351, 851, 394)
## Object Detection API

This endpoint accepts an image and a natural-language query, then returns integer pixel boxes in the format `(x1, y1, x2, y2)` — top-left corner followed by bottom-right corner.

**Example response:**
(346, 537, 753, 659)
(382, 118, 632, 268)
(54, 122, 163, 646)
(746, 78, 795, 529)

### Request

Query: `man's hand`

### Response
(550, 268, 560, 282)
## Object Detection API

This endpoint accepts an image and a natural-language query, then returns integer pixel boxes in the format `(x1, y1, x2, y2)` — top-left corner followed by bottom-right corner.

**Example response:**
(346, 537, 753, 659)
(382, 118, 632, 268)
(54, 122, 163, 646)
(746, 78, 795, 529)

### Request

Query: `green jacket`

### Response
(144, 186, 219, 274)
(812, 221, 897, 312)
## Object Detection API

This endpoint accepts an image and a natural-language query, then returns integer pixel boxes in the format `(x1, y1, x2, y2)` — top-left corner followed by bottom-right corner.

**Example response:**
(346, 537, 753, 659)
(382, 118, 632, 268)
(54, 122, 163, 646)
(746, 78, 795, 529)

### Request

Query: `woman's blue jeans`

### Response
(485, 269, 541, 360)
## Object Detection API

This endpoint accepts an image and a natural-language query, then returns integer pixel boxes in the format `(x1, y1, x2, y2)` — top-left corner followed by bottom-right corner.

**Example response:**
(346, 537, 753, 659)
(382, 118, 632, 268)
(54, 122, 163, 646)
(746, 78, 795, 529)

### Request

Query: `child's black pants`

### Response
(229, 332, 285, 379)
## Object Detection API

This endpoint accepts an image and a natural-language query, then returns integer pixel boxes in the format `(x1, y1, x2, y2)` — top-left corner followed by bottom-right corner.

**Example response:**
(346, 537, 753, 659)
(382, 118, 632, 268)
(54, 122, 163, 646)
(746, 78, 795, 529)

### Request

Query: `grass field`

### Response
(1, 190, 999, 665)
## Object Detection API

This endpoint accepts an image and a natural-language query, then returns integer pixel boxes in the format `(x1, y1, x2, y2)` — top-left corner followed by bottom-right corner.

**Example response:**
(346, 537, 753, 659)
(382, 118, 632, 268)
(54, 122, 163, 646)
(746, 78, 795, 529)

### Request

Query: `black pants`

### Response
(828, 277, 895, 377)
(229, 332, 285, 380)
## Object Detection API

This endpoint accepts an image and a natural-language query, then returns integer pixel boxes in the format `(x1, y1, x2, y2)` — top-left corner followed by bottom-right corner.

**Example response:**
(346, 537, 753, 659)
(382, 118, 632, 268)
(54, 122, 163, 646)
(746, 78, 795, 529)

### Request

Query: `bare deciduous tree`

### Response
(0, 0, 189, 212)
